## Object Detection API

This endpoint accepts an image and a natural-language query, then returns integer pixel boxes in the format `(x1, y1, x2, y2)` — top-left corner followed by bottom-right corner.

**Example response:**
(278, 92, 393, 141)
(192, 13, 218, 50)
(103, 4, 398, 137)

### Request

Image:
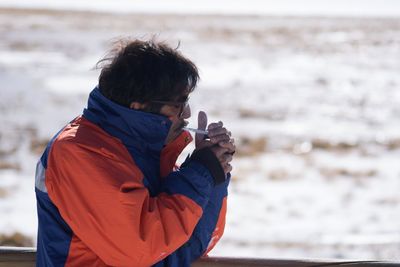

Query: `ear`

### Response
(129, 102, 147, 110)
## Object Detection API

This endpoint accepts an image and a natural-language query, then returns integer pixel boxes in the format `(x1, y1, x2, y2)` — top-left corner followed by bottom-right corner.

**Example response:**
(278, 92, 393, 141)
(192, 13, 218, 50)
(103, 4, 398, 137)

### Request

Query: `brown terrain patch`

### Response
(0, 232, 33, 247)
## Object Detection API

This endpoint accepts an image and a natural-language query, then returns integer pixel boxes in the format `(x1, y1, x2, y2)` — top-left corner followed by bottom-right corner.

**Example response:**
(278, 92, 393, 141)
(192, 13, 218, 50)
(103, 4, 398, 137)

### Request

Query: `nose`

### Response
(181, 103, 191, 119)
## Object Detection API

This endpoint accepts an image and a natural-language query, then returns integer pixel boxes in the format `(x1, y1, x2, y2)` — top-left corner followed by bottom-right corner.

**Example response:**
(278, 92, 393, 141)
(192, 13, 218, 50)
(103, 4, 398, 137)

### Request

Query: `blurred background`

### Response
(0, 0, 399, 260)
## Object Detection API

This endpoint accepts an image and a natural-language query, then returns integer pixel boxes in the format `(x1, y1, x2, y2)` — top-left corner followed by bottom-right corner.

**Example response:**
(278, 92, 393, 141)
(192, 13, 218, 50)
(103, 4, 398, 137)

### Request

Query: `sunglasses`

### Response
(150, 98, 189, 118)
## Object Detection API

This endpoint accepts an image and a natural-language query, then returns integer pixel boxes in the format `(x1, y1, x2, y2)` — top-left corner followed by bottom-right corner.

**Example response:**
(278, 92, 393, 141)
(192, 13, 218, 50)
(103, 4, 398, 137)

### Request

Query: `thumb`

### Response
(197, 111, 207, 131)
(195, 111, 208, 147)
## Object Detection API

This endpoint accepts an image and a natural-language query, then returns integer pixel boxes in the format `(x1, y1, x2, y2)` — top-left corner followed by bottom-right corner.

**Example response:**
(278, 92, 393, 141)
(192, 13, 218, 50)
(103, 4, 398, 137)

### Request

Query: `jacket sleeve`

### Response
(45, 138, 215, 267)
(200, 178, 229, 256)
(152, 175, 230, 267)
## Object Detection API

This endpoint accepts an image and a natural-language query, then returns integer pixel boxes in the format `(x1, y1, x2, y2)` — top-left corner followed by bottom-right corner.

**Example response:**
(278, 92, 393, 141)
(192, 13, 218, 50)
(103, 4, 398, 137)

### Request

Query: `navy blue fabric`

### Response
(81, 87, 226, 266)
(37, 124, 74, 267)
(187, 175, 230, 259)
(160, 161, 214, 209)
(83, 87, 172, 195)
(40, 127, 66, 169)
(83, 87, 215, 201)
(36, 189, 73, 267)
(40, 116, 80, 169)
(83, 87, 171, 155)
(153, 176, 230, 267)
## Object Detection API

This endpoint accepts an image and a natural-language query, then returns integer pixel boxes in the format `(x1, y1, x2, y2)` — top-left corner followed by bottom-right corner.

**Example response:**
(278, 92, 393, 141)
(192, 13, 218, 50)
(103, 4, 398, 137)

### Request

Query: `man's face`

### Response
(159, 94, 191, 145)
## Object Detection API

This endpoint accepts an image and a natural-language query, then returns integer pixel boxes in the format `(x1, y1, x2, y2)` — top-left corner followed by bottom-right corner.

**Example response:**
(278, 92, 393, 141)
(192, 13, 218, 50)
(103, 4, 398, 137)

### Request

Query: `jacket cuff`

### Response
(189, 147, 226, 185)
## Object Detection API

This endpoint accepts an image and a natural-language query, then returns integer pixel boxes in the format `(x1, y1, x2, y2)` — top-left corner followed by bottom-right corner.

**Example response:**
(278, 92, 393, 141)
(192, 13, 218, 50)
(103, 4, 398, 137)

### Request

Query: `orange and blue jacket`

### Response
(35, 87, 229, 267)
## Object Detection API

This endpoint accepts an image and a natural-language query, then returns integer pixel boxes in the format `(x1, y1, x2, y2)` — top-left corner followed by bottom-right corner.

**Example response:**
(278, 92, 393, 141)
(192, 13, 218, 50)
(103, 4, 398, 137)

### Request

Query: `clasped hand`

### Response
(195, 111, 235, 175)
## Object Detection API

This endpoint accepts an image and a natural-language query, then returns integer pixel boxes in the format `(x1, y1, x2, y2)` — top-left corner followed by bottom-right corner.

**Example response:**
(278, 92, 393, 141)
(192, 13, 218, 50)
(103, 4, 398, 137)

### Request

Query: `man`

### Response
(35, 39, 235, 267)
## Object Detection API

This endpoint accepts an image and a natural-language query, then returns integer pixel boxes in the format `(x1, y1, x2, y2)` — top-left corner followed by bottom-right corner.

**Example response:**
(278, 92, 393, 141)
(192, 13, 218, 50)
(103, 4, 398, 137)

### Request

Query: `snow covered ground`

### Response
(0, 3, 400, 260)
(0, 0, 400, 17)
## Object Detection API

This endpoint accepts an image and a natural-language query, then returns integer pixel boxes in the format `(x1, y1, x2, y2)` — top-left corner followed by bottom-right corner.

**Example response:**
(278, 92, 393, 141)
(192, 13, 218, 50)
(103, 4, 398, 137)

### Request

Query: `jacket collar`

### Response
(83, 87, 173, 155)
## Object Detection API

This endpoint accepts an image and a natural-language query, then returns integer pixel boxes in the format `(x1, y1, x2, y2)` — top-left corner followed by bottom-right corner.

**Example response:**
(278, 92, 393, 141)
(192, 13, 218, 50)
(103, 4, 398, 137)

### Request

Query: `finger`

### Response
(223, 163, 233, 174)
(197, 111, 207, 131)
(195, 111, 208, 148)
(210, 134, 230, 144)
(218, 140, 236, 153)
(210, 145, 230, 158)
(195, 140, 213, 150)
(208, 127, 227, 137)
(221, 153, 233, 164)
(207, 121, 223, 130)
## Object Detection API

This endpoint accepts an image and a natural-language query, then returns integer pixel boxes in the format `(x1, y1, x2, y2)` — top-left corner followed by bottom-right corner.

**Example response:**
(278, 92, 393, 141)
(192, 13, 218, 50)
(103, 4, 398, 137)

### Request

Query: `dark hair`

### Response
(97, 38, 199, 109)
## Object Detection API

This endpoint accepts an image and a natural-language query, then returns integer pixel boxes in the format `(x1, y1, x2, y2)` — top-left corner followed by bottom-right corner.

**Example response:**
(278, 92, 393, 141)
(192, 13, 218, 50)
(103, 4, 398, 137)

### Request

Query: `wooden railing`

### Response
(1, 247, 399, 267)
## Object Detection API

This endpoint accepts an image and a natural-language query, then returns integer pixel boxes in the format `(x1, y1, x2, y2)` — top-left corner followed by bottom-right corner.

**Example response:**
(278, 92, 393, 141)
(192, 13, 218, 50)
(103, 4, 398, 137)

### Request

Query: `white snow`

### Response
(0, 0, 399, 17)
(0, 2, 400, 261)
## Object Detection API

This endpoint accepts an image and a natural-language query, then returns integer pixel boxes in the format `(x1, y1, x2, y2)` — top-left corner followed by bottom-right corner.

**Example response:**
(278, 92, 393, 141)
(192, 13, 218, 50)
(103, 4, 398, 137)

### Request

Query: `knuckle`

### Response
(218, 136, 224, 141)
(208, 123, 218, 130)
(221, 135, 230, 140)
